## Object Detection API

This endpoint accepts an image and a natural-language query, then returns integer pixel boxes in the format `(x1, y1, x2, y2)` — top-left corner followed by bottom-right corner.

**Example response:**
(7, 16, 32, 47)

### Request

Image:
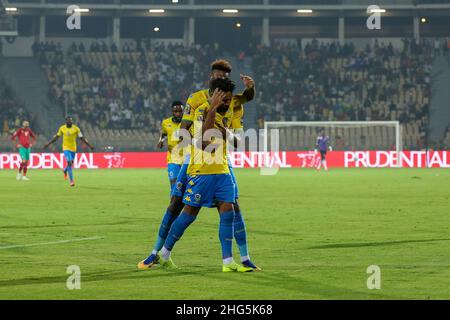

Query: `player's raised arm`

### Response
(239, 74, 255, 103)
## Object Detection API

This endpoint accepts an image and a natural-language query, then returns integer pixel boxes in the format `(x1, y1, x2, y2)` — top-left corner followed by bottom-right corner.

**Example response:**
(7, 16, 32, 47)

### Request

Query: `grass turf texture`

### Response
(0, 168, 449, 300)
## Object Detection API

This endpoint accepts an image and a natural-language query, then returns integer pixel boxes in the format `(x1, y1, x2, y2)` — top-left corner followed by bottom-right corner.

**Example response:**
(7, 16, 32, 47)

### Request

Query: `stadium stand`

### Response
(0, 76, 46, 151)
(2, 37, 443, 151)
(252, 39, 434, 150)
(33, 41, 219, 151)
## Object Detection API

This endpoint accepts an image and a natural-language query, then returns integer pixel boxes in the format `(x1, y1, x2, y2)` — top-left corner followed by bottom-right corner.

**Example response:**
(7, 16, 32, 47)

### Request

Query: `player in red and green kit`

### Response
(11, 120, 37, 181)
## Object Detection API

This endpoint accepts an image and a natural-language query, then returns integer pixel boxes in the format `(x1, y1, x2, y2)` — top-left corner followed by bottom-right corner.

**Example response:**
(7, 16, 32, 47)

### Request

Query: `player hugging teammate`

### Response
(138, 60, 260, 272)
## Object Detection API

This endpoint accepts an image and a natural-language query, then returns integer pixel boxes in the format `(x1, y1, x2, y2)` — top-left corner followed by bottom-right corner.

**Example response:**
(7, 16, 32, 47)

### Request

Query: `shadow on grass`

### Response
(197, 269, 403, 300)
(0, 267, 204, 288)
(308, 238, 450, 249)
(0, 265, 412, 299)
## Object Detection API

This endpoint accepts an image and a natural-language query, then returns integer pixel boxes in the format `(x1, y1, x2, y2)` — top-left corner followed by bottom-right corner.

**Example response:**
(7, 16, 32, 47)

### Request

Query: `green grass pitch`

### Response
(0, 168, 449, 300)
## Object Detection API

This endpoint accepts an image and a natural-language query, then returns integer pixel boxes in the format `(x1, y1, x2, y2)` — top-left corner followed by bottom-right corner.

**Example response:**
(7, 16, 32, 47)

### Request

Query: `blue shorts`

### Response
(170, 155, 190, 197)
(168, 163, 182, 182)
(63, 150, 76, 162)
(183, 174, 235, 208)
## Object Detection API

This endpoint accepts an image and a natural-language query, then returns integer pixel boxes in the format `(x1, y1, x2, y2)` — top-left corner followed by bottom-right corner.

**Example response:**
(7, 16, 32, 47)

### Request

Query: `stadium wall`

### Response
(0, 151, 449, 169)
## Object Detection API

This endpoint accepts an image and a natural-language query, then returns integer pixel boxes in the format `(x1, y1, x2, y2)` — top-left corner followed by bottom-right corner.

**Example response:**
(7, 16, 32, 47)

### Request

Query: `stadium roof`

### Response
(3, 1, 450, 18)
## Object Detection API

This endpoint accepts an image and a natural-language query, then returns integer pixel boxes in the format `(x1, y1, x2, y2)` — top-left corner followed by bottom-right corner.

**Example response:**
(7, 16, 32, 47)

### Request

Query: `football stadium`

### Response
(0, 0, 449, 304)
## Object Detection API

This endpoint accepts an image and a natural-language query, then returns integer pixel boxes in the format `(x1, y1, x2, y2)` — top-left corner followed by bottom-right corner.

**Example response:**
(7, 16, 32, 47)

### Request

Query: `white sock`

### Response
(241, 255, 250, 263)
(324, 160, 328, 171)
(317, 161, 322, 170)
(223, 257, 233, 265)
(151, 249, 158, 255)
(161, 247, 171, 260)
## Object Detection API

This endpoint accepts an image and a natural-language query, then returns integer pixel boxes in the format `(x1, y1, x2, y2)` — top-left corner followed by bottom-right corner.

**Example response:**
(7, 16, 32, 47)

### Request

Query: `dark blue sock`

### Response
(163, 212, 197, 251)
(64, 166, 68, 174)
(67, 165, 74, 182)
(233, 211, 249, 258)
(219, 210, 235, 260)
(153, 209, 178, 252)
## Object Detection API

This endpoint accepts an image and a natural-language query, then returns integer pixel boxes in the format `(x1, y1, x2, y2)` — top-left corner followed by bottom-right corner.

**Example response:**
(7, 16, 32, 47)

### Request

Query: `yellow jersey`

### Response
(231, 103, 244, 130)
(161, 117, 183, 165)
(183, 88, 249, 175)
(188, 105, 229, 175)
(56, 124, 82, 152)
(183, 89, 247, 130)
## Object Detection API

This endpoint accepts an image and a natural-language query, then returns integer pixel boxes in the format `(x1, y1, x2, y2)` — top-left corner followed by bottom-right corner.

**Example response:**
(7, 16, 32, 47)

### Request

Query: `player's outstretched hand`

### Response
(208, 88, 226, 110)
(240, 74, 255, 88)
(43, 143, 49, 150)
(157, 140, 164, 149)
(90, 145, 95, 151)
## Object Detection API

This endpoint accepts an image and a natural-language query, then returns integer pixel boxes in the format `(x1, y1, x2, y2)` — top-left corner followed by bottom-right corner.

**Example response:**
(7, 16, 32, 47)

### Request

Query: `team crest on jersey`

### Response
(169, 171, 174, 178)
(197, 115, 203, 121)
(194, 194, 201, 202)
(176, 181, 183, 190)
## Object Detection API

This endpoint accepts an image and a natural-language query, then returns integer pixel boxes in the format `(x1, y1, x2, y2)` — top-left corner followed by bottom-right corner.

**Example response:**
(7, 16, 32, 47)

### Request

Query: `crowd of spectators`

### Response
(251, 39, 435, 148)
(30, 38, 445, 149)
(0, 77, 35, 135)
(33, 40, 220, 134)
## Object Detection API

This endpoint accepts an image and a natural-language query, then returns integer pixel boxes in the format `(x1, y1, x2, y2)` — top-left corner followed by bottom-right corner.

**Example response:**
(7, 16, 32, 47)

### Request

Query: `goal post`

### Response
(263, 121, 402, 165)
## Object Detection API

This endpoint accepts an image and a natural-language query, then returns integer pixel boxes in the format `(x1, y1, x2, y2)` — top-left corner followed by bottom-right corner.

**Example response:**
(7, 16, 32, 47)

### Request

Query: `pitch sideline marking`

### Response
(0, 236, 104, 250)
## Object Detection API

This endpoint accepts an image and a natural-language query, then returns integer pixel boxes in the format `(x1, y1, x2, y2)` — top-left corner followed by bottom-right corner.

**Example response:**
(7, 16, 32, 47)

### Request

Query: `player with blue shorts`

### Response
(138, 60, 259, 271)
(44, 116, 94, 187)
(157, 102, 184, 190)
(154, 78, 253, 272)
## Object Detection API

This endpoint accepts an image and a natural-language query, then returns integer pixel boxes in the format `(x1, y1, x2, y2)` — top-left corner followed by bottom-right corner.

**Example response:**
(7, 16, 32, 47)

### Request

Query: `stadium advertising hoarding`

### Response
(1, 151, 450, 169)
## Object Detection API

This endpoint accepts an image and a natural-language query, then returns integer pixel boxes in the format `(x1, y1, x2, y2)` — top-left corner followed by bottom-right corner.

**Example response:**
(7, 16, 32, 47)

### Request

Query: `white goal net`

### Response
(264, 121, 402, 153)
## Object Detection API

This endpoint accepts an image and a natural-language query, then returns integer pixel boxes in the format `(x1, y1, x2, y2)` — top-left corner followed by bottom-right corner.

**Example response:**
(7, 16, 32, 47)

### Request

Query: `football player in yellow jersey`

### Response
(157, 78, 253, 272)
(158, 102, 184, 190)
(138, 60, 259, 271)
(44, 116, 94, 187)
